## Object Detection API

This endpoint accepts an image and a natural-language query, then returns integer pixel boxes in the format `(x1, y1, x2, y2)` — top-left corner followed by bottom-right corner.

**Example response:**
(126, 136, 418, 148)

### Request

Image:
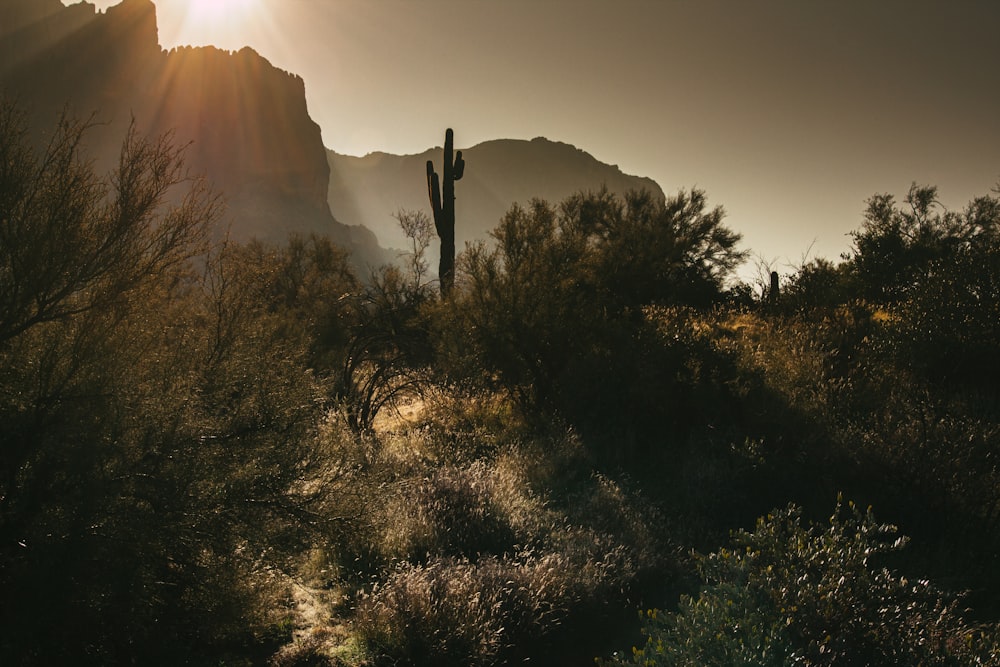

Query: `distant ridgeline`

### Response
(0, 0, 392, 270)
(328, 138, 666, 263)
(0, 0, 666, 275)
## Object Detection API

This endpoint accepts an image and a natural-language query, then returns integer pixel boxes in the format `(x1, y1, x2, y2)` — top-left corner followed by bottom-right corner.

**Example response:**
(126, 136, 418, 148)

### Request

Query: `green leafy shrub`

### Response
(600, 499, 996, 666)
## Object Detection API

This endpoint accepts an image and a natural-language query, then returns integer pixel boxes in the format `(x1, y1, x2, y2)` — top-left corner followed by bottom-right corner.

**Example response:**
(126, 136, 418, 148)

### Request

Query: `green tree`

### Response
(396, 208, 435, 291)
(231, 233, 360, 371)
(780, 258, 854, 311)
(319, 210, 439, 435)
(562, 188, 744, 311)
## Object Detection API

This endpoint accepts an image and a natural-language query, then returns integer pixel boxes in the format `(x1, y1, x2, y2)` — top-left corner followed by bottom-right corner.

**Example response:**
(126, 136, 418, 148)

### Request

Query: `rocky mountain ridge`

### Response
(4, 0, 666, 275)
(328, 136, 665, 257)
(0, 0, 391, 269)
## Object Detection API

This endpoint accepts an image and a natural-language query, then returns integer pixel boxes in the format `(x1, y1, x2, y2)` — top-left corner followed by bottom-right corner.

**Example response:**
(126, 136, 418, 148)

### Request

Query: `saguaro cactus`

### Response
(426, 128, 465, 297)
(769, 271, 780, 304)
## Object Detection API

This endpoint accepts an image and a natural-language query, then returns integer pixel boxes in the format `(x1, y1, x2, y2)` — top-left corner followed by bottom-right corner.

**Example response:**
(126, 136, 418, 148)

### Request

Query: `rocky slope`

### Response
(0, 0, 390, 269)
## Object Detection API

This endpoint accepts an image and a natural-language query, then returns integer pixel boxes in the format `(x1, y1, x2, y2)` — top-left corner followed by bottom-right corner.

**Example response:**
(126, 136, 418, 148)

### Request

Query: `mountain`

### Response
(327, 137, 666, 257)
(0, 0, 391, 270)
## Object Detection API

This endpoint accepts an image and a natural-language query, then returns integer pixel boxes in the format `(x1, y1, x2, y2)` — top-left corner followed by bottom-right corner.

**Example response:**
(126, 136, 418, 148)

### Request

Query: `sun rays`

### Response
(183, 0, 261, 25)
(179, 0, 264, 46)
(155, 0, 273, 52)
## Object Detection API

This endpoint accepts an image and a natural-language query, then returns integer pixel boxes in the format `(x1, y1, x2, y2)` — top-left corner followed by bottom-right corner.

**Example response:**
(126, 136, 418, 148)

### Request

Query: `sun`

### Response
(158, 0, 269, 50)
(185, 0, 261, 25)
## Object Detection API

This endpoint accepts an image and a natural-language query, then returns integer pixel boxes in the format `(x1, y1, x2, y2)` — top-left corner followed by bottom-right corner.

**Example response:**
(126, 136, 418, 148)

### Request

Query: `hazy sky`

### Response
(73, 0, 1000, 278)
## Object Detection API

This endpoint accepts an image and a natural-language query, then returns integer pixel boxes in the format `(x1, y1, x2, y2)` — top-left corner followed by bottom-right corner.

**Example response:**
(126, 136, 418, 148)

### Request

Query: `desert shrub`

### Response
(335, 264, 434, 434)
(298, 416, 673, 666)
(408, 387, 528, 465)
(600, 499, 997, 666)
(368, 432, 574, 558)
(236, 233, 360, 372)
(0, 129, 361, 662)
(713, 305, 890, 483)
(377, 461, 519, 561)
(628, 308, 841, 526)
(834, 386, 1000, 601)
(438, 189, 745, 455)
(719, 262, 1000, 605)
(546, 469, 673, 587)
(780, 258, 855, 311)
(843, 184, 1000, 387)
(888, 247, 1000, 387)
(356, 543, 635, 667)
(848, 185, 1000, 301)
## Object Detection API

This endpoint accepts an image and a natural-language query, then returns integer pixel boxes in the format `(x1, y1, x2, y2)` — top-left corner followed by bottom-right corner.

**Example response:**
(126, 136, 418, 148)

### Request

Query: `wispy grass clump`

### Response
(355, 545, 634, 666)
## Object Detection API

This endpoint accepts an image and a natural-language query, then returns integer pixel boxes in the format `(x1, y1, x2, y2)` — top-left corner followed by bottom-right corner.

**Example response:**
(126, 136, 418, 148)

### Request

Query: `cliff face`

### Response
(0, 0, 92, 56)
(0, 0, 390, 269)
(150, 44, 334, 240)
(328, 137, 666, 256)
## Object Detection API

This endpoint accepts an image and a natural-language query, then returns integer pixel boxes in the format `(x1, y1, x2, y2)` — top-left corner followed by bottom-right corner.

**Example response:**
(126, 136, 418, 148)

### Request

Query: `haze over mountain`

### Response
(329, 137, 665, 257)
(0, 0, 391, 269)
(3, 0, 673, 276)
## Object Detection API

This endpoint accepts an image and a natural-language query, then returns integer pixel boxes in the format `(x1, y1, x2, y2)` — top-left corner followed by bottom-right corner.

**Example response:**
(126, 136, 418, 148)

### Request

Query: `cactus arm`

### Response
(442, 129, 455, 210)
(426, 160, 443, 232)
(454, 151, 465, 181)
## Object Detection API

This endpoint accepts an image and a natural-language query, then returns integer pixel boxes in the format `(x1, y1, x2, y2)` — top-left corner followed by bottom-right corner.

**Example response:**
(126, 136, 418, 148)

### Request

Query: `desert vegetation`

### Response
(2, 103, 1000, 665)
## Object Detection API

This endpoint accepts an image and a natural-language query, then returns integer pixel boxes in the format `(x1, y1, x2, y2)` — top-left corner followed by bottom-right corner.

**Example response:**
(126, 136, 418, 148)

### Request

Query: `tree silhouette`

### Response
(0, 101, 218, 345)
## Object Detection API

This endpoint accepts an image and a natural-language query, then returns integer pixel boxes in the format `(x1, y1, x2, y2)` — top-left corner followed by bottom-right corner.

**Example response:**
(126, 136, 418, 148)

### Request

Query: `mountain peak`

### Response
(0, 0, 73, 33)
(327, 136, 665, 258)
(1, 0, 393, 271)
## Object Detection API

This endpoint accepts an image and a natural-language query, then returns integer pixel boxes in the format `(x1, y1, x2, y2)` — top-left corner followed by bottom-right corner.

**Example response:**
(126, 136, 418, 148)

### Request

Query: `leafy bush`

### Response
(600, 500, 997, 666)
(844, 184, 1000, 385)
(780, 258, 854, 312)
(441, 189, 745, 440)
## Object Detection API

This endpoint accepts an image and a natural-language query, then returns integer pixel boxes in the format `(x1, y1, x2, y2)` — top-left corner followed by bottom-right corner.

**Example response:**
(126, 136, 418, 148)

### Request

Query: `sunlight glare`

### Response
(170, 0, 266, 48)
(186, 0, 260, 24)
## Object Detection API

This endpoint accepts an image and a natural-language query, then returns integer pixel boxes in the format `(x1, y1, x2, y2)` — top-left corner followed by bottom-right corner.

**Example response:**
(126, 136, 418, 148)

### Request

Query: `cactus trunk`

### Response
(426, 128, 464, 297)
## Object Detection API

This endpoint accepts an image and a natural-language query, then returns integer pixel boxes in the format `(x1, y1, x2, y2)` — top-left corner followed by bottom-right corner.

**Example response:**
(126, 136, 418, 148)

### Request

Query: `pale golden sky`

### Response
(71, 0, 1000, 277)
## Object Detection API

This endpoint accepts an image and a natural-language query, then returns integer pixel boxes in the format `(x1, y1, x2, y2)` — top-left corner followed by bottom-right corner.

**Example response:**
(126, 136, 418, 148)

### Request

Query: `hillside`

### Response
(328, 137, 666, 257)
(0, 0, 392, 269)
